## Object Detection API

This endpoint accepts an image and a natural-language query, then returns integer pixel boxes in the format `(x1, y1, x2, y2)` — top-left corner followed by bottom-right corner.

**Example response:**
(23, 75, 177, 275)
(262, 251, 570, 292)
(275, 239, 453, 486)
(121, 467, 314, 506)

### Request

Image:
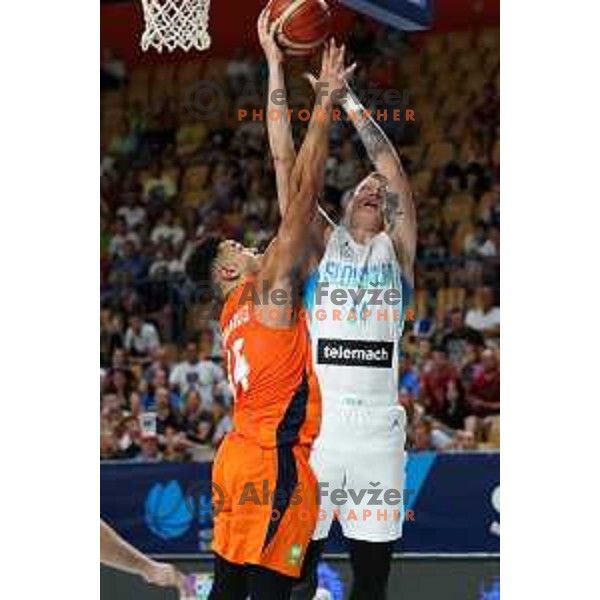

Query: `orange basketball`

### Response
(267, 0, 332, 57)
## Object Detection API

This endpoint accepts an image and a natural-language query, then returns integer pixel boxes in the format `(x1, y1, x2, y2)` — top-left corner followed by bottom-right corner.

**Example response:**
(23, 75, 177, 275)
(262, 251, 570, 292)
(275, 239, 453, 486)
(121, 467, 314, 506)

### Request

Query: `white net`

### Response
(140, 0, 211, 52)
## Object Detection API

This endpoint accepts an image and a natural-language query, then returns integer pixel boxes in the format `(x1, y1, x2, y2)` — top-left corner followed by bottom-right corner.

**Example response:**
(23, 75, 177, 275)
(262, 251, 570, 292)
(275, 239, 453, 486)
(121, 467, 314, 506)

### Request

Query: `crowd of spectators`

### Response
(101, 330, 232, 462)
(100, 21, 500, 460)
(401, 287, 500, 451)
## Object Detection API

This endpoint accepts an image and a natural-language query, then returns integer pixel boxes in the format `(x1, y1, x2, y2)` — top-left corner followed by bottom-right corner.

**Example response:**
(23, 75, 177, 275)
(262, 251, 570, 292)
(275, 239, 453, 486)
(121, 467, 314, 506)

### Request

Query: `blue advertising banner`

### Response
(100, 452, 499, 556)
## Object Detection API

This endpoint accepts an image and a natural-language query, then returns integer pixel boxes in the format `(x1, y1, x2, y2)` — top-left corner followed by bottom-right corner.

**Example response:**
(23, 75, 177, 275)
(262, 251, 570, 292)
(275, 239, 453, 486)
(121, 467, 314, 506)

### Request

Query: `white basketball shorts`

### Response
(310, 401, 407, 542)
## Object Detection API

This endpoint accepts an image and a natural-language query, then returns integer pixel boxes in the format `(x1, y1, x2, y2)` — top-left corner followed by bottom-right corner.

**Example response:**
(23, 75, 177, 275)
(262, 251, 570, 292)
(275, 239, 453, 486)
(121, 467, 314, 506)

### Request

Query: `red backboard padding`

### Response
(101, 0, 355, 64)
(100, 0, 499, 65)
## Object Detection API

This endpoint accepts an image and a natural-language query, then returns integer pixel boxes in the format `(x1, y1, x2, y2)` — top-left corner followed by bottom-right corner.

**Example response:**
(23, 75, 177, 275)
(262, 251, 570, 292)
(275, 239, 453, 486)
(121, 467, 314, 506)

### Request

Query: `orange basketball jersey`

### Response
(220, 277, 321, 449)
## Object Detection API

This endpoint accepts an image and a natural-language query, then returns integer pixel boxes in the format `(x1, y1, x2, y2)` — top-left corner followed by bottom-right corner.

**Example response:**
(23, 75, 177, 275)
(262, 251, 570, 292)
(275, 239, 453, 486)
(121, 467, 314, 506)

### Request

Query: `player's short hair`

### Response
(369, 172, 388, 185)
(185, 234, 224, 287)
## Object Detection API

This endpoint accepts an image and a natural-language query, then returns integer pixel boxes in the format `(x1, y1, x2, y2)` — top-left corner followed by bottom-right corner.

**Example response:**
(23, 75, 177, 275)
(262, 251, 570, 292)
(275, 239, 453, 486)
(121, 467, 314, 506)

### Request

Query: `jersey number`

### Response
(227, 337, 250, 395)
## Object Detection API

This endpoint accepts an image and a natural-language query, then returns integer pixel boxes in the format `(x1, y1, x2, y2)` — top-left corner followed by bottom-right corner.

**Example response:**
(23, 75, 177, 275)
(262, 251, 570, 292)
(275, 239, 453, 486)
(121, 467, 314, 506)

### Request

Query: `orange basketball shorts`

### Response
(211, 432, 318, 578)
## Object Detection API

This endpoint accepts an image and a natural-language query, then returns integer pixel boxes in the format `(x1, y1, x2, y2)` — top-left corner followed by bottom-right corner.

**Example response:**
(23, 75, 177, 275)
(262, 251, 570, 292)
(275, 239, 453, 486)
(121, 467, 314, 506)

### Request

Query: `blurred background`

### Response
(100, 0, 499, 597)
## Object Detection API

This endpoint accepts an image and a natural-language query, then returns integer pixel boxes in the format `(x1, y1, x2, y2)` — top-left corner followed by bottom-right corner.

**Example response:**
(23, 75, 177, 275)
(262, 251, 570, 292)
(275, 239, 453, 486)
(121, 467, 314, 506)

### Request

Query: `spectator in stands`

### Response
(398, 387, 419, 433)
(187, 411, 215, 448)
(109, 217, 140, 259)
(150, 366, 170, 392)
(112, 239, 147, 283)
(459, 341, 483, 388)
(420, 346, 468, 430)
(137, 433, 162, 462)
(101, 429, 118, 460)
(108, 369, 132, 408)
(479, 228, 496, 260)
(199, 326, 223, 361)
(155, 387, 181, 434)
(479, 185, 500, 227)
(148, 241, 185, 278)
(440, 307, 485, 365)
(411, 419, 434, 452)
(150, 209, 185, 248)
(128, 391, 143, 419)
(169, 342, 226, 408)
(466, 348, 500, 438)
(451, 430, 477, 451)
(399, 354, 420, 397)
(117, 193, 146, 229)
(465, 287, 500, 343)
(414, 338, 433, 373)
(140, 368, 178, 412)
(184, 411, 218, 461)
(100, 308, 124, 368)
(143, 162, 177, 204)
(124, 315, 161, 360)
(464, 221, 497, 258)
(161, 425, 188, 462)
(117, 415, 142, 459)
(180, 389, 203, 438)
(111, 347, 128, 371)
(144, 347, 171, 383)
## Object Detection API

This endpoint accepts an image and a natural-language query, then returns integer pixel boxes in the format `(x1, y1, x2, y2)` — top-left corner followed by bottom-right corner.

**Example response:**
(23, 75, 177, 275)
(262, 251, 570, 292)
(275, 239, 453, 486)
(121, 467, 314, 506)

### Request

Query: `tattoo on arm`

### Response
(356, 113, 392, 164)
(344, 88, 400, 166)
(341, 86, 416, 271)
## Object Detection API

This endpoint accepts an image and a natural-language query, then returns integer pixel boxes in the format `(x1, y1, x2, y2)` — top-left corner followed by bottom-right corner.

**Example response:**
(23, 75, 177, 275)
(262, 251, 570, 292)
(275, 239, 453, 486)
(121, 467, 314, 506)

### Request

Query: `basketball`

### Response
(267, 0, 332, 57)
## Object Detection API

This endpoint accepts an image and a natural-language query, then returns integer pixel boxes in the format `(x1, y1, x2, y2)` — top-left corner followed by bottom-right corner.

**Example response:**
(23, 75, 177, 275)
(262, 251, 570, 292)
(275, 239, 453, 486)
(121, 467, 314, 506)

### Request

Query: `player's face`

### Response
(347, 173, 388, 231)
(215, 240, 261, 285)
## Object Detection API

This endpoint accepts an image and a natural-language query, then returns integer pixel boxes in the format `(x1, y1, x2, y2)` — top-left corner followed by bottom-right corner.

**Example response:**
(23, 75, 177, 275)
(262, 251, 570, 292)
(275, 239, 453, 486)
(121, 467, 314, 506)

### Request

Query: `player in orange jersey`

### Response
(185, 42, 353, 600)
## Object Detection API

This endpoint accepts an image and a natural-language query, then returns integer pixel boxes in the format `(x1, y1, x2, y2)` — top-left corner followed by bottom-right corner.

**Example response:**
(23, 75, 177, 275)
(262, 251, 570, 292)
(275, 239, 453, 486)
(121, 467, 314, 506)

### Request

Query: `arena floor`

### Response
(101, 555, 500, 599)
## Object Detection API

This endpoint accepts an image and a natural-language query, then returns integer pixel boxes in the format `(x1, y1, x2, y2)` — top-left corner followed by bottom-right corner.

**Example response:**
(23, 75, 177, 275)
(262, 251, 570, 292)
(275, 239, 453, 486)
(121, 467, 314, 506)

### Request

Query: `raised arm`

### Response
(253, 42, 351, 328)
(274, 41, 351, 270)
(258, 7, 296, 216)
(341, 87, 417, 279)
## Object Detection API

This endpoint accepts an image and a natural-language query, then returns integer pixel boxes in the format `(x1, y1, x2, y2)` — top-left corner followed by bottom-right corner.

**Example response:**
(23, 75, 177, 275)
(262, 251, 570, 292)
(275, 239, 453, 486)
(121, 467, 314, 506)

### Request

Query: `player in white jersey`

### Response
(259, 10, 416, 599)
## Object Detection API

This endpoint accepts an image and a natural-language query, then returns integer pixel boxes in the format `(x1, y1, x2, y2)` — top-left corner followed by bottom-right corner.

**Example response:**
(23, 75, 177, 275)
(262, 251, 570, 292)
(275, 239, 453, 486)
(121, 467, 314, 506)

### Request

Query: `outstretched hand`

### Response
(257, 3, 283, 64)
(305, 39, 356, 105)
(142, 560, 193, 596)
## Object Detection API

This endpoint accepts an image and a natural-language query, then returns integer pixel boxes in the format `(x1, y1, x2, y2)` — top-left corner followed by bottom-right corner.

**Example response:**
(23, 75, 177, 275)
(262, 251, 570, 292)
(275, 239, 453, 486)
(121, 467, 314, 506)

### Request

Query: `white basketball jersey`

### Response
(304, 225, 411, 410)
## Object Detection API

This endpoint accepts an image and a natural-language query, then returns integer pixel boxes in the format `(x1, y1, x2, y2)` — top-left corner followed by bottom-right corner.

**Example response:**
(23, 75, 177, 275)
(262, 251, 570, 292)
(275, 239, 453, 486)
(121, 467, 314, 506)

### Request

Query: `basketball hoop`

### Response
(140, 0, 211, 52)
